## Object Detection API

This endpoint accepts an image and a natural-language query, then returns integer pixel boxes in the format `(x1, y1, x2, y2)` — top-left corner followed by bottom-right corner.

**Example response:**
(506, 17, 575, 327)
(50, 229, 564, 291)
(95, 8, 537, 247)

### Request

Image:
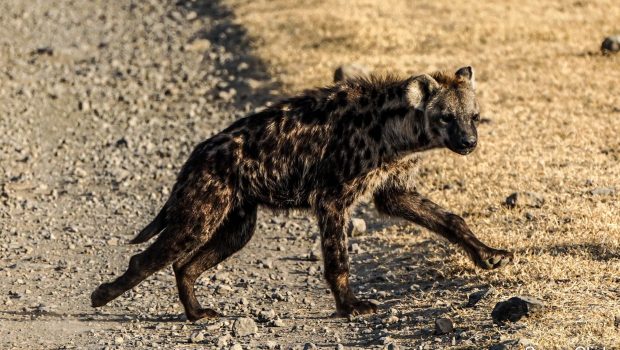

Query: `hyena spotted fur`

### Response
(91, 66, 513, 321)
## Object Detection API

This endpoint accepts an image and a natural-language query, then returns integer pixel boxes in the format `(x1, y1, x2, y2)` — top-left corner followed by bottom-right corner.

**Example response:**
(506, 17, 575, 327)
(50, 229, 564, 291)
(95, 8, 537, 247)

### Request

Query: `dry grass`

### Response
(224, 0, 620, 348)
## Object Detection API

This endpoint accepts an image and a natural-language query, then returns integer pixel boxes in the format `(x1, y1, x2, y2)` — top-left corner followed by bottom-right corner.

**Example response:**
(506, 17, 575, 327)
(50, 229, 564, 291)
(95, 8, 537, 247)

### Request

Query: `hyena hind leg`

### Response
(91, 193, 231, 308)
(173, 203, 257, 322)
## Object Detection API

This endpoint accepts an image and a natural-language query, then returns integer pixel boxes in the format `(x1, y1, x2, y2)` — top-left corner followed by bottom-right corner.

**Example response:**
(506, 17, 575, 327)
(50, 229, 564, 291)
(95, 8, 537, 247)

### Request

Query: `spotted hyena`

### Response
(91, 66, 513, 321)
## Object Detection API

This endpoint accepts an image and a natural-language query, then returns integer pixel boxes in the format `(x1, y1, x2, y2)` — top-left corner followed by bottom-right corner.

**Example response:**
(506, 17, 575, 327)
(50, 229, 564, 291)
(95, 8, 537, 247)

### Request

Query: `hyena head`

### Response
(407, 66, 480, 155)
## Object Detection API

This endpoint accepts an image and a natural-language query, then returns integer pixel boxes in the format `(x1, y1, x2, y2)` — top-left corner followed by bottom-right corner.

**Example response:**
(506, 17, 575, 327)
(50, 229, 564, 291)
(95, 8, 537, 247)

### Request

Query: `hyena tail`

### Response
(129, 205, 167, 244)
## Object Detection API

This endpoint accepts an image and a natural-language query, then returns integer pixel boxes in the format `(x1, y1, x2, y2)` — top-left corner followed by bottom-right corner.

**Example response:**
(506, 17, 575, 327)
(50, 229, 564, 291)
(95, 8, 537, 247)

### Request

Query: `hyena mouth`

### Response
(449, 144, 477, 155)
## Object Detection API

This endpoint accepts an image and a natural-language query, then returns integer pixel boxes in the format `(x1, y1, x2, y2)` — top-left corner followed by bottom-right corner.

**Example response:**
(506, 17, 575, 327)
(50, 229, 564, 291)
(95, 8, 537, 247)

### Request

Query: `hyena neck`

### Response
(369, 81, 438, 161)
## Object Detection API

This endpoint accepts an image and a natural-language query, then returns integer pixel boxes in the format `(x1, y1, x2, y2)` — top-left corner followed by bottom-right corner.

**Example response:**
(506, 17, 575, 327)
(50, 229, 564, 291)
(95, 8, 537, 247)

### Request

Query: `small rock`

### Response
(78, 100, 90, 112)
(614, 315, 620, 328)
(333, 64, 371, 82)
(114, 336, 124, 345)
(272, 318, 285, 327)
(434, 317, 454, 335)
(32, 46, 54, 56)
(259, 259, 274, 269)
(303, 343, 318, 350)
(383, 343, 399, 350)
(233, 317, 258, 337)
(189, 330, 205, 343)
(601, 35, 620, 53)
(385, 315, 399, 324)
(229, 344, 243, 350)
(115, 137, 129, 148)
(491, 296, 545, 324)
(350, 218, 366, 235)
(466, 288, 494, 307)
(504, 192, 544, 209)
(589, 187, 616, 196)
(186, 11, 198, 20)
(307, 250, 320, 261)
(336, 345, 345, 350)
(258, 309, 276, 322)
(185, 39, 211, 52)
(349, 243, 363, 254)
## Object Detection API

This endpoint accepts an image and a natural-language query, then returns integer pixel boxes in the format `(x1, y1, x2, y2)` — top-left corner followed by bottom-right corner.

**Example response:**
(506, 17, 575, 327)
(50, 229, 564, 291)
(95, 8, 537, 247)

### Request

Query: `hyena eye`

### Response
(439, 114, 455, 124)
(472, 113, 481, 122)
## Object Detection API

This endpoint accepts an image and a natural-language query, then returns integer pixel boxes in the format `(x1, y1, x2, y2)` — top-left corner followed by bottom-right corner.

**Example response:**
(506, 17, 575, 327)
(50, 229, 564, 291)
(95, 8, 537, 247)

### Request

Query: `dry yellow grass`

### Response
(225, 0, 619, 348)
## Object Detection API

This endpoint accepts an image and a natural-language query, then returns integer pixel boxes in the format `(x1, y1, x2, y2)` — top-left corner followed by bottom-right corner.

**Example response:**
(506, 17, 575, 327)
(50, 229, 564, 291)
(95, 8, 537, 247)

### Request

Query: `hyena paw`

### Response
(91, 284, 115, 307)
(336, 299, 378, 317)
(475, 248, 514, 270)
(186, 308, 222, 322)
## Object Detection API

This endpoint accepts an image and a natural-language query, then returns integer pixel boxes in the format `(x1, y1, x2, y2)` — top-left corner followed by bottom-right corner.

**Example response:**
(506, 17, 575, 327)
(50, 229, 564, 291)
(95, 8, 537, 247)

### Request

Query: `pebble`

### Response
(384, 315, 399, 324)
(303, 343, 318, 350)
(272, 318, 286, 327)
(189, 330, 205, 343)
(349, 242, 363, 254)
(466, 287, 494, 307)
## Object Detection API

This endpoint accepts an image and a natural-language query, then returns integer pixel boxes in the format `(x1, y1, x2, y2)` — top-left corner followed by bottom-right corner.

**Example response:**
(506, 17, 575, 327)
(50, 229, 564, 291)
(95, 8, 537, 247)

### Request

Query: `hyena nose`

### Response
(461, 136, 477, 148)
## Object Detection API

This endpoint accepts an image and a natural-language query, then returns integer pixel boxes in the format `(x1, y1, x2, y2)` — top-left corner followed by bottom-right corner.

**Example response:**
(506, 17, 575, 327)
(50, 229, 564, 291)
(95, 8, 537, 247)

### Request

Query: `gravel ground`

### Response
(0, 1, 569, 349)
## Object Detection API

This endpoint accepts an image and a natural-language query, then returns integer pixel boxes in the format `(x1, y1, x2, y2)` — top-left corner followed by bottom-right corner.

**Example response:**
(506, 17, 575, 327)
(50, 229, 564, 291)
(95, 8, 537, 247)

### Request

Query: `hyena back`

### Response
(91, 66, 513, 321)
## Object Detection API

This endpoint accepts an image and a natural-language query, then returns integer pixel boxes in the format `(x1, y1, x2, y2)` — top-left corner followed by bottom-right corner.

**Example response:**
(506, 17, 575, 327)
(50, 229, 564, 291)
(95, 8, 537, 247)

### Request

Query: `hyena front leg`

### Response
(374, 188, 513, 269)
(316, 202, 378, 317)
(173, 203, 257, 322)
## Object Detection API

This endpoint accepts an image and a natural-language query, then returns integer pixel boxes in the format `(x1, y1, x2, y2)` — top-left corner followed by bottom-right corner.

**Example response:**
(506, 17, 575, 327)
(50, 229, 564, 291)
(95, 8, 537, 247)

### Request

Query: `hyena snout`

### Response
(449, 132, 477, 155)
(459, 135, 477, 149)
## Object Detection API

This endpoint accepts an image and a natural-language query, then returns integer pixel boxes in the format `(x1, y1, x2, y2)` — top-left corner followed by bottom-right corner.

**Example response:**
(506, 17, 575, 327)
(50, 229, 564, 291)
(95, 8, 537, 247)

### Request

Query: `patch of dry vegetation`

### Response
(225, 0, 620, 348)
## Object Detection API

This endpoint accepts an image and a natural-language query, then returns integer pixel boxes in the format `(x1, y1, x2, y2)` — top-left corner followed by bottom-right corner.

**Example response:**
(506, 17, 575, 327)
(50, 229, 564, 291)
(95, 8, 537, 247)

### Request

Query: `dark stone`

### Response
(491, 296, 545, 324)
(434, 317, 454, 335)
(466, 288, 494, 307)
(504, 193, 518, 208)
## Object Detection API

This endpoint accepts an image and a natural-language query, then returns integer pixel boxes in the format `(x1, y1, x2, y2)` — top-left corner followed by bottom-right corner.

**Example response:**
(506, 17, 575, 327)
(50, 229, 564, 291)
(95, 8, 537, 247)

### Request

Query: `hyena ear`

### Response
(455, 66, 476, 90)
(406, 74, 439, 109)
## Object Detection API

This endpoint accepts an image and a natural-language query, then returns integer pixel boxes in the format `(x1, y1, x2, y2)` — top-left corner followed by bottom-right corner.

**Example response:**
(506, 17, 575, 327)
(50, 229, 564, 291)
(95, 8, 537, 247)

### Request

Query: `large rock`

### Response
(602, 35, 620, 53)
(491, 296, 545, 324)
(434, 317, 454, 334)
(504, 192, 544, 209)
(333, 64, 371, 83)
(350, 218, 367, 235)
(233, 317, 258, 337)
